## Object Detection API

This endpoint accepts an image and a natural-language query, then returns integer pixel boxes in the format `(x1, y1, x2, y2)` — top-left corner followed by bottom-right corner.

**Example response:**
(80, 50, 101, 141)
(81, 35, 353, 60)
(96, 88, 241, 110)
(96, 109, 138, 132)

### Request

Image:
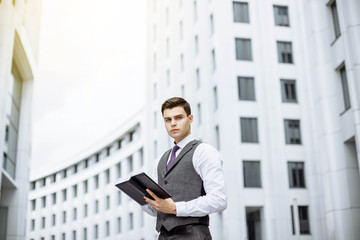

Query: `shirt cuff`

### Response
(175, 201, 187, 216)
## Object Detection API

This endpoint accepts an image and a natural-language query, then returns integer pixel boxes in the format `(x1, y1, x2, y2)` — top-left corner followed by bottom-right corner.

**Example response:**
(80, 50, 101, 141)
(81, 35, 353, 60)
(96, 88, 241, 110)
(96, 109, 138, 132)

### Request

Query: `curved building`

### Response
(27, 111, 158, 240)
(0, 0, 42, 239)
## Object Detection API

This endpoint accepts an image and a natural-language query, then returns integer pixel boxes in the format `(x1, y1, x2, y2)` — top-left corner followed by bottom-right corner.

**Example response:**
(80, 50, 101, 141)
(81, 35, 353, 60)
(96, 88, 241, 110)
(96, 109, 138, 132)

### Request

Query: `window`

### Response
(106, 195, 110, 210)
(166, 7, 169, 26)
(83, 228, 87, 240)
(139, 148, 144, 167)
(196, 68, 200, 89)
(52, 193, 56, 205)
(215, 125, 220, 150)
(105, 221, 110, 237)
(41, 217, 45, 228)
(180, 54, 184, 72)
(166, 38, 170, 57)
(129, 212, 134, 230)
(128, 155, 133, 172)
(194, 1, 197, 21)
(31, 219, 35, 231)
(116, 162, 122, 178)
(52, 214, 56, 226)
(213, 86, 218, 110)
(240, 118, 259, 143)
(298, 206, 310, 234)
(84, 204, 88, 217)
(195, 35, 199, 54)
(62, 233, 66, 240)
(94, 225, 99, 239)
(281, 79, 297, 102)
(51, 174, 56, 183)
(95, 200, 99, 214)
(339, 65, 351, 111)
(179, 20, 183, 40)
(181, 84, 185, 97)
(246, 207, 263, 240)
(284, 119, 301, 144)
(277, 41, 293, 63)
(73, 208, 77, 220)
(117, 217, 122, 233)
(197, 103, 202, 125)
(72, 230, 76, 240)
(105, 169, 110, 184)
(153, 24, 156, 42)
(63, 189, 67, 201)
(74, 164, 78, 173)
(330, 0, 341, 39)
(274, 5, 289, 26)
(211, 49, 216, 71)
(83, 180, 88, 194)
(94, 175, 99, 189)
(288, 162, 306, 188)
(233, 2, 249, 23)
(73, 185, 78, 198)
(243, 161, 261, 187)
(117, 139, 122, 149)
(238, 77, 255, 101)
(210, 14, 214, 35)
(4, 125, 9, 143)
(154, 111, 157, 128)
(154, 140, 158, 158)
(31, 199, 36, 211)
(62, 211, 66, 223)
(42, 196, 46, 208)
(106, 146, 111, 156)
(235, 38, 252, 61)
(166, 69, 171, 86)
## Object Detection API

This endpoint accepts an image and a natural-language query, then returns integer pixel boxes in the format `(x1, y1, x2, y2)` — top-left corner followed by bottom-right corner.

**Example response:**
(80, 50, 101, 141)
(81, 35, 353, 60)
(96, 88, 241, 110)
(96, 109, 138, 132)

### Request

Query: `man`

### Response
(142, 97, 227, 239)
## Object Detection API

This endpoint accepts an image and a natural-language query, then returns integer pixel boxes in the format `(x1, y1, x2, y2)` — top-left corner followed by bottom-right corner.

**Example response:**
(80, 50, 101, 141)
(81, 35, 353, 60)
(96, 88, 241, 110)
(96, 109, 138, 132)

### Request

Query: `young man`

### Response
(142, 97, 227, 240)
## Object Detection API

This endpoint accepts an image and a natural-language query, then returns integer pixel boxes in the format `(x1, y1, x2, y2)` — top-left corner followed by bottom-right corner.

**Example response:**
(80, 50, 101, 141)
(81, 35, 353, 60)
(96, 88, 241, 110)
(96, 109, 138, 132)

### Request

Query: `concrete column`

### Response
(0, 0, 15, 198)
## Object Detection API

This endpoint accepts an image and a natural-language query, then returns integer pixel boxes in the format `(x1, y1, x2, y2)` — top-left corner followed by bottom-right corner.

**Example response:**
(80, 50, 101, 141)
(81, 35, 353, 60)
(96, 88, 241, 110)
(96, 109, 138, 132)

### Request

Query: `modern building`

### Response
(145, 0, 360, 239)
(27, 111, 162, 240)
(0, 0, 42, 239)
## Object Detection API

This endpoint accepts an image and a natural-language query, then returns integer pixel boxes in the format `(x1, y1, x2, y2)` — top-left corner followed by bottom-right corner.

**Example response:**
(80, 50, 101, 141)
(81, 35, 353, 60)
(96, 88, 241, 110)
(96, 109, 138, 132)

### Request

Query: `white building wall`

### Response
(146, 0, 359, 239)
(27, 112, 159, 240)
(0, 0, 41, 239)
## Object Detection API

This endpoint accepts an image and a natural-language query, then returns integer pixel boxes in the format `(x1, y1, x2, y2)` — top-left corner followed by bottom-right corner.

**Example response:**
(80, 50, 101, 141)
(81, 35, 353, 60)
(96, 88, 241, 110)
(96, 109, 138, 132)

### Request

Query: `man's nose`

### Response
(171, 119, 177, 126)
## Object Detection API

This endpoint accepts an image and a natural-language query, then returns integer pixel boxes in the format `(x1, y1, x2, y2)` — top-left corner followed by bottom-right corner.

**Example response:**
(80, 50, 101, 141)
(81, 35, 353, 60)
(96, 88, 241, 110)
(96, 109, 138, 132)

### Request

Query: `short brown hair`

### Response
(161, 97, 191, 116)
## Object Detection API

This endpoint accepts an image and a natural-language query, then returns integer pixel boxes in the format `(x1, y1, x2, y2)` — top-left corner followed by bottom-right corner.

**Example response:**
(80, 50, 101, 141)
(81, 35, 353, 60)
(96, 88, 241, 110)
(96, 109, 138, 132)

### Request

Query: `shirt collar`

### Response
(174, 134, 194, 149)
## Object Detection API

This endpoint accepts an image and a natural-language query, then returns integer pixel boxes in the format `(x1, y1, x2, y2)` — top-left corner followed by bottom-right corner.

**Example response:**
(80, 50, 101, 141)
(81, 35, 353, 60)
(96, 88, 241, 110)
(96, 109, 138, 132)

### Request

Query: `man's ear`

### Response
(188, 114, 193, 124)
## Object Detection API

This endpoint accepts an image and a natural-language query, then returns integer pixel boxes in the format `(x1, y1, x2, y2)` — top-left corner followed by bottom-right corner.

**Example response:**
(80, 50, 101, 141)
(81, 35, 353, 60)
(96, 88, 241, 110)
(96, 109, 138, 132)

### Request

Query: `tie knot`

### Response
(173, 145, 180, 152)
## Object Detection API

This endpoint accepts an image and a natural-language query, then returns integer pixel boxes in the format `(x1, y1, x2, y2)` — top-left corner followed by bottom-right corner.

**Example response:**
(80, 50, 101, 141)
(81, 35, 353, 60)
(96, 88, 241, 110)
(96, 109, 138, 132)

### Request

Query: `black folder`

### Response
(115, 172, 172, 205)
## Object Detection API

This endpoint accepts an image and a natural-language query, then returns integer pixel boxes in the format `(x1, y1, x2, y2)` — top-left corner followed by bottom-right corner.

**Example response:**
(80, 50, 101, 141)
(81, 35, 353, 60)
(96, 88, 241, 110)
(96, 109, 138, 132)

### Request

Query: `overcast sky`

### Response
(31, 0, 146, 176)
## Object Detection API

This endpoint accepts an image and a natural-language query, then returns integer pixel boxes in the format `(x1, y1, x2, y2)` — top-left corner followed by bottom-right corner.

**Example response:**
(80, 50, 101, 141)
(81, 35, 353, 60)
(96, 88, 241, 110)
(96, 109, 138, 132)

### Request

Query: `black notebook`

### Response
(115, 172, 172, 205)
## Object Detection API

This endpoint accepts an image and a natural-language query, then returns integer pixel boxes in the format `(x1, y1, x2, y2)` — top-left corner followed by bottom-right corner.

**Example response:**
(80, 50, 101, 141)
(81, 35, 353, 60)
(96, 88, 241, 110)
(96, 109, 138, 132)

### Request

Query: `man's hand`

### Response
(144, 189, 177, 215)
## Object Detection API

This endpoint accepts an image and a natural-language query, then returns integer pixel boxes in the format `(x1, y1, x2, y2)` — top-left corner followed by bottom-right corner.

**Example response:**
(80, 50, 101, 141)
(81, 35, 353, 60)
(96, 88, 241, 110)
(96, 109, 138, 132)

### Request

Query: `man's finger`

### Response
(146, 189, 159, 200)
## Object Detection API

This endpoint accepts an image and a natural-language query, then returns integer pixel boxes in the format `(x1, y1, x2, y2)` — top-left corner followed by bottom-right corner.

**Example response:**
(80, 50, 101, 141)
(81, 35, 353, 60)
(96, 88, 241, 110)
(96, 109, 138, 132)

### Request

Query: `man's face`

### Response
(163, 106, 193, 144)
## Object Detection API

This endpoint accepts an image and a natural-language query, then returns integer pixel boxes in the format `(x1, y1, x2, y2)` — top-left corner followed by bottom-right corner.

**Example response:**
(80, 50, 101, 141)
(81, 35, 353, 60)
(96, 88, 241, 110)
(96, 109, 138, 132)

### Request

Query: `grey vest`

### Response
(156, 140, 209, 232)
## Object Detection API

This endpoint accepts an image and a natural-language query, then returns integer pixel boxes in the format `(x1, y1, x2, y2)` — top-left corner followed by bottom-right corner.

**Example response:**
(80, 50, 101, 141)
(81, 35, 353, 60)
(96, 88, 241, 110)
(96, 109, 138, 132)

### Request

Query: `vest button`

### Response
(164, 180, 168, 184)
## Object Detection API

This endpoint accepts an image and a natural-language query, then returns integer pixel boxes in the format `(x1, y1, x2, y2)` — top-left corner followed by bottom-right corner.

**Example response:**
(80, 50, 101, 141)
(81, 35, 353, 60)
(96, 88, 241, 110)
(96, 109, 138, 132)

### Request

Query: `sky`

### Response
(31, 0, 146, 176)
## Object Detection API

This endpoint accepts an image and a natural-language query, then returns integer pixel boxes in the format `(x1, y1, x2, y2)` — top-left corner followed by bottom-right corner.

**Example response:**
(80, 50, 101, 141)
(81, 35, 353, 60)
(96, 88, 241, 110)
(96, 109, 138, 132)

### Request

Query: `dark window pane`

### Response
(284, 119, 301, 144)
(277, 41, 293, 63)
(274, 5, 289, 26)
(238, 77, 256, 101)
(243, 161, 261, 187)
(236, 38, 252, 61)
(340, 66, 351, 111)
(241, 118, 258, 143)
(233, 2, 249, 23)
(330, 1, 341, 38)
(288, 162, 306, 188)
(281, 79, 297, 102)
(299, 206, 311, 234)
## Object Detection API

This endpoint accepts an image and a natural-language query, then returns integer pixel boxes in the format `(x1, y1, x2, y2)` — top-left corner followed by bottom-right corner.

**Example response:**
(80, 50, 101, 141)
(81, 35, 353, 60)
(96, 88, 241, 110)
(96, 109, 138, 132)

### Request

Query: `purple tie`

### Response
(166, 145, 180, 171)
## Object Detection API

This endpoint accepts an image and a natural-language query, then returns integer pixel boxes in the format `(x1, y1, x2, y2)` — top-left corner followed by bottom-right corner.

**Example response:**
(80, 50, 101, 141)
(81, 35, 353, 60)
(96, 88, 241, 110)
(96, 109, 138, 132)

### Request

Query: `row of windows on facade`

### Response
(29, 155, 144, 210)
(30, 133, 138, 190)
(30, 212, 143, 240)
(234, 1, 342, 42)
(152, 39, 296, 77)
(245, 205, 311, 238)
(152, 2, 291, 44)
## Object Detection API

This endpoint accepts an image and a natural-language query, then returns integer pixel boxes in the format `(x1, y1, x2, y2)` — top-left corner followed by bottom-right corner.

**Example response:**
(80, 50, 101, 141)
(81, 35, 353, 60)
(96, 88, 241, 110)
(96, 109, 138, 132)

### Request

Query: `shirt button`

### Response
(164, 180, 168, 184)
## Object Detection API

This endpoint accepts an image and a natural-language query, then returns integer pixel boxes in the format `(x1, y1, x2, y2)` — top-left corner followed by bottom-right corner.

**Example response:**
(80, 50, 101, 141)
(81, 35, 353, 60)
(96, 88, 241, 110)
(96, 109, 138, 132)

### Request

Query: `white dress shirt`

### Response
(142, 134, 227, 217)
